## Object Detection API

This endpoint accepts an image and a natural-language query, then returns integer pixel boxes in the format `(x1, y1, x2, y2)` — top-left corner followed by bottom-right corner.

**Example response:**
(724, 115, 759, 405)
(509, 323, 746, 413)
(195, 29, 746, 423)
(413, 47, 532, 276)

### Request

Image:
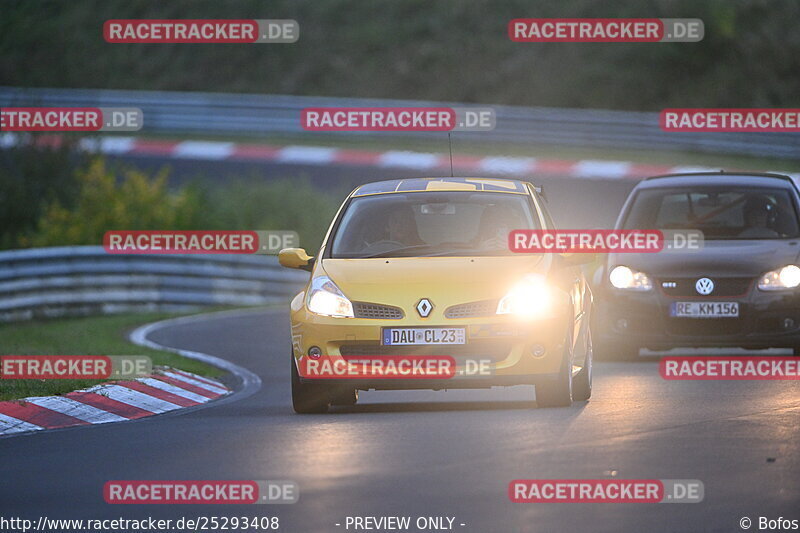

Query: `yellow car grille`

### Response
(444, 299, 498, 319)
(352, 302, 404, 319)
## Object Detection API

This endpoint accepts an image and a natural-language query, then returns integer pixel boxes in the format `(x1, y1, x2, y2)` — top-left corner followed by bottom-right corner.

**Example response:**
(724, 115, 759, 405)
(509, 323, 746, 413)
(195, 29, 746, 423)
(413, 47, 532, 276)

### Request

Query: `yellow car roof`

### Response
(351, 177, 530, 197)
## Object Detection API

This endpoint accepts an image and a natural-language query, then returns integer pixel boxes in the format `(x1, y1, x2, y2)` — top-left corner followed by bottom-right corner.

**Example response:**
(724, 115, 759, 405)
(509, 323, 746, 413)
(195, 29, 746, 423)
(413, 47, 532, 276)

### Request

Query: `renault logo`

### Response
(695, 277, 715, 295)
(416, 298, 433, 318)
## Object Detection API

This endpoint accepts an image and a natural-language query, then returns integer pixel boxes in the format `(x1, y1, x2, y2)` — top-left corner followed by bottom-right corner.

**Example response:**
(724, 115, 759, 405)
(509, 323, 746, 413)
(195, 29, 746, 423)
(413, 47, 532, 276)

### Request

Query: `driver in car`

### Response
(738, 194, 779, 238)
(475, 205, 519, 250)
(384, 206, 425, 246)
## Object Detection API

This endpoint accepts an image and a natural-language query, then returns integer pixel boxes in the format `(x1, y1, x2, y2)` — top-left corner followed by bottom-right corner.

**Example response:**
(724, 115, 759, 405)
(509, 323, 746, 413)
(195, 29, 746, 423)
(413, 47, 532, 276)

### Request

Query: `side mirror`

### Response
(279, 248, 314, 272)
(559, 252, 597, 267)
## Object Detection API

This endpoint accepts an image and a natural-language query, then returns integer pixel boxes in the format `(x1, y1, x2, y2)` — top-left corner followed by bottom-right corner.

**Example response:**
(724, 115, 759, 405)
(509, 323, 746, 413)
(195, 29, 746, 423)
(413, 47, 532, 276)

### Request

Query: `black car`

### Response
(594, 172, 800, 360)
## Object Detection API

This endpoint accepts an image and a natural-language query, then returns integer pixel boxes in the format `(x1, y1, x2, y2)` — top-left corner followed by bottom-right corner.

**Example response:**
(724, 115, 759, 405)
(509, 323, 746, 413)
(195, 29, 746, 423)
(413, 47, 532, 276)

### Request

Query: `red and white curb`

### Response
(0, 308, 268, 438)
(3, 133, 795, 180)
(0, 367, 230, 437)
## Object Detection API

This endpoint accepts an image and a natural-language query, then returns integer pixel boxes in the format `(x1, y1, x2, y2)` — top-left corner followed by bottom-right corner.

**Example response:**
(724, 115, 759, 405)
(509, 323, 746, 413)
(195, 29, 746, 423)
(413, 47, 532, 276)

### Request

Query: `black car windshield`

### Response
(622, 186, 800, 239)
(330, 191, 540, 258)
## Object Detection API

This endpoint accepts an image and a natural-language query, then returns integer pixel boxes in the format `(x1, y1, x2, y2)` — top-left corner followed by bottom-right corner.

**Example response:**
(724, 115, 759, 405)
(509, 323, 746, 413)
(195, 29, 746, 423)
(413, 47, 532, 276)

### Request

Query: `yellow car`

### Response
(279, 177, 594, 413)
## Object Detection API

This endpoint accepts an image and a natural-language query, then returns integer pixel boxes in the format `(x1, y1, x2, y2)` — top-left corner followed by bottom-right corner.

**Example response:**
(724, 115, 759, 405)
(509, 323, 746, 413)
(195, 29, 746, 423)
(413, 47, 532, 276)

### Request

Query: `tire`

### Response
(573, 328, 593, 402)
(536, 328, 574, 408)
(291, 354, 330, 414)
(593, 338, 640, 362)
(330, 387, 359, 406)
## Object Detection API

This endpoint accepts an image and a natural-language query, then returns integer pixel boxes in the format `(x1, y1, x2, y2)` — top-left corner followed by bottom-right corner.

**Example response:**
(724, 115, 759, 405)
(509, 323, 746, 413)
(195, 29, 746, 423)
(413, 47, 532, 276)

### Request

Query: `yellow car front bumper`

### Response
(290, 303, 572, 389)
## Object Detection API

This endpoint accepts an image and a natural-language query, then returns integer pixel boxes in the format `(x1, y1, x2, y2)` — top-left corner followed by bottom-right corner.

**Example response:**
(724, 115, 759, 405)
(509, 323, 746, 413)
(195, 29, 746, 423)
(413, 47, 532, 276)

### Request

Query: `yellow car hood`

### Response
(320, 255, 545, 309)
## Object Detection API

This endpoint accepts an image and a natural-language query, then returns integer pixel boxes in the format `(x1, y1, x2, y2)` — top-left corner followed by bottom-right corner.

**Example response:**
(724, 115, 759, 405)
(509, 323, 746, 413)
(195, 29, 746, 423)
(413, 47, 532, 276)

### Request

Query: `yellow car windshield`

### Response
(331, 191, 540, 258)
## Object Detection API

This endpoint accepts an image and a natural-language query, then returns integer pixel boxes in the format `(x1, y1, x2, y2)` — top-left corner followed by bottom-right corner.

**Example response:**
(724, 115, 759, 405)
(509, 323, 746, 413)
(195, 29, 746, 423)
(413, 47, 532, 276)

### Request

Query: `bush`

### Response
(204, 179, 339, 254)
(2, 0, 799, 110)
(25, 158, 206, 247)
(23, 157, 339, 253)
(0, 136, 86, 249)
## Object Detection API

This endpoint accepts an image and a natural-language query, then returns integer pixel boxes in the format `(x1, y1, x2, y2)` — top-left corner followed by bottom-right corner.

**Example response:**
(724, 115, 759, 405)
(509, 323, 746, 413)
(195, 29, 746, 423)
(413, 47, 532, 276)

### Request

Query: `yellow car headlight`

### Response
(609, 265, 652, 291)
(307, 276, 354, 317)
(496, 274, 552, 318)
(758, 265, 800, 291)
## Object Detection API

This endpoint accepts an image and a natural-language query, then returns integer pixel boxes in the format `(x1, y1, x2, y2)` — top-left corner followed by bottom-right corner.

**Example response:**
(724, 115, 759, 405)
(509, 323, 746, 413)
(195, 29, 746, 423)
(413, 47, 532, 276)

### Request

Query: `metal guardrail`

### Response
(0, 246, 309, 322)
(2, 87, 799, 159)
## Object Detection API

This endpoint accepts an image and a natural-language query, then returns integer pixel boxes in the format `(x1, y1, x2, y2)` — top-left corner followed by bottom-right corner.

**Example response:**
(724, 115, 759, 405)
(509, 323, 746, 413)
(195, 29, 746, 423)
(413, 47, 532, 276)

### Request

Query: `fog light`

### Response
(616, 318, 629, 331)
(783, 318, 795, 330)
(308, 346, 322, 359)
(531, 344, 546, 358)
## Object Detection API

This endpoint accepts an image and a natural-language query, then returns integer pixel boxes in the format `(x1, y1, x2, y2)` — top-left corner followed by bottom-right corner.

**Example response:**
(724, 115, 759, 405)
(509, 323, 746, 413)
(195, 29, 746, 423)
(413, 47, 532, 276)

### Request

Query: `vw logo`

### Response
(416, 298, 433, 318)
(695, 277, 715, 295)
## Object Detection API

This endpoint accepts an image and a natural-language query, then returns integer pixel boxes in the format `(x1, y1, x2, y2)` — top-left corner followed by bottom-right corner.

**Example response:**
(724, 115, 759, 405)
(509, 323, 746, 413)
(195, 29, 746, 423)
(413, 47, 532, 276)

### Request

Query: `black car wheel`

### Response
(291, 353, 330, 414)
(594, 338, 640, 361)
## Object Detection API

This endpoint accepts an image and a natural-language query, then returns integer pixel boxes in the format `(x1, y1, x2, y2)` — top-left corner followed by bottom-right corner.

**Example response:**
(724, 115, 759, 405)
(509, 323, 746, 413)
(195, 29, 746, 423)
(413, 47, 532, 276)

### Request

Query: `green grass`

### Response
(0, 312, 223, 402)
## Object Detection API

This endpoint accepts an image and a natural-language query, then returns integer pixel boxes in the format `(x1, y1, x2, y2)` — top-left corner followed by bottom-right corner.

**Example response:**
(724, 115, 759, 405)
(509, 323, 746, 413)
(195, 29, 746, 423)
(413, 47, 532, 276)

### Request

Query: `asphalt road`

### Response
(1, 156, 797, 532)
(1, 308, 799, 533)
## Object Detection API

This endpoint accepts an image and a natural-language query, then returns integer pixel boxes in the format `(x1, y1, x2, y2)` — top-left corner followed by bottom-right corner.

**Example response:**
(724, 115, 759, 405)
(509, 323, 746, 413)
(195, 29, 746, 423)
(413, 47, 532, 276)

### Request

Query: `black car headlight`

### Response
(758, 265, 800, 291)
(609, 265, 653, 291)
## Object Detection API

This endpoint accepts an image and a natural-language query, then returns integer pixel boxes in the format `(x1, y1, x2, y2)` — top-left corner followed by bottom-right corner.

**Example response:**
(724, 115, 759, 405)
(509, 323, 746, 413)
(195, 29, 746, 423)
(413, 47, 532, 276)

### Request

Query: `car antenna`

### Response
(447, 132, 454, 177)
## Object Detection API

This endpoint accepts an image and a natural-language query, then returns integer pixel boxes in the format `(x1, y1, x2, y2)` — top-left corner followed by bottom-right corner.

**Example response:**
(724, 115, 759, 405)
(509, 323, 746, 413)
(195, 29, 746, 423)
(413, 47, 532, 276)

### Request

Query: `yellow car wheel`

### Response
(573, 328, 593, 401)
(291, 353, 330, 414)
(331, 387, 359, 406)
(535, 328, 574, 408)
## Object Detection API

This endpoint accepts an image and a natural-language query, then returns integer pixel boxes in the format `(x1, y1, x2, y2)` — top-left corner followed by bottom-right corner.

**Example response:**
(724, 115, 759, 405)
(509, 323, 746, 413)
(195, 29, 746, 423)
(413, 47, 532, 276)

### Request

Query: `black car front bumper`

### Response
(595, 284, 800, 350)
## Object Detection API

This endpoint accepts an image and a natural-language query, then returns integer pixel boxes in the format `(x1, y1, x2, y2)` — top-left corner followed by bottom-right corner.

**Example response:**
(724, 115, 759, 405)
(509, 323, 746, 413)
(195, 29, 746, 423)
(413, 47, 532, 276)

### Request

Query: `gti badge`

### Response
(416, 298, 433, 318)
(695, 277, 715, 295)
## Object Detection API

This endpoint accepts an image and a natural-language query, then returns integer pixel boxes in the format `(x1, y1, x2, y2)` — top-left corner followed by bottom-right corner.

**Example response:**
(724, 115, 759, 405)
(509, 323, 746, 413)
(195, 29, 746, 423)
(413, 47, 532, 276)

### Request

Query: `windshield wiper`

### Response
(419, 248, 512, 257)
(359, 244, 438, 259)
(358, 243, 517, 259)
